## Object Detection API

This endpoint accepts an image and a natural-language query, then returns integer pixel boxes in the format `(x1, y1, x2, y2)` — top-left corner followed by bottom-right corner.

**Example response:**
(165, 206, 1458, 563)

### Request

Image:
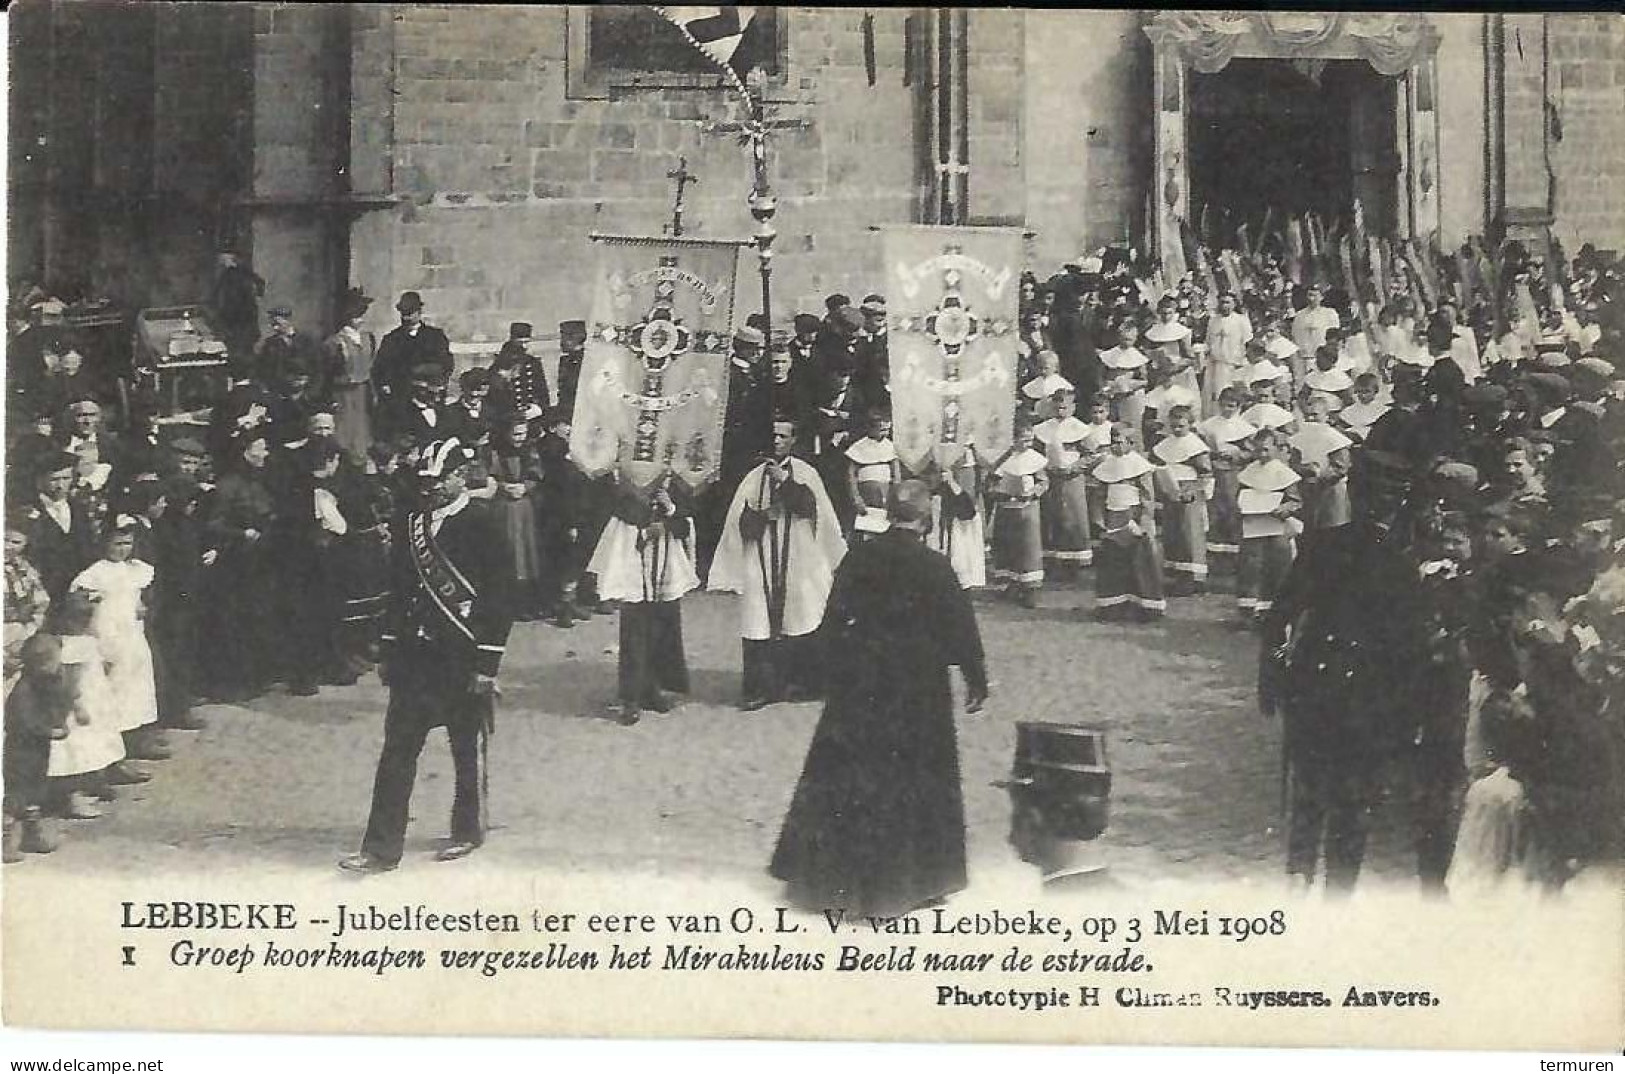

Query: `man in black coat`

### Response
(255, 305, 318, 389)
(1259, 449, 1430, 892)
(371, 291, 453, 408)
(341, 436, 514, 872)
(376, 360, 453, 446)
(211, 251, 266, 375)
(554, 319, 588, 418)
(770, 480, 988, 915)
(16, 452, 98, 600)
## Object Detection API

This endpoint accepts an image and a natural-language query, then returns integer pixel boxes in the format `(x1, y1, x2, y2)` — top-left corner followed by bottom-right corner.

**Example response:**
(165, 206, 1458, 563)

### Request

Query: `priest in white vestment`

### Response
(709, 419, 848, 710)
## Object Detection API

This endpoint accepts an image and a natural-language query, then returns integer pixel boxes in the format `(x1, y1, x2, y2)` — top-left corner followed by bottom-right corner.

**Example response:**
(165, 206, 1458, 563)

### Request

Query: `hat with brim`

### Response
(1463, 383, 1508, 408)
(1572, 357, 1614, 394)
(1525, 371, 1571, 408)
(417, 437, 475, 479)
(396, 291, 425, 313)
(734, 325, 765, 347)
(341, 289, 373, 321)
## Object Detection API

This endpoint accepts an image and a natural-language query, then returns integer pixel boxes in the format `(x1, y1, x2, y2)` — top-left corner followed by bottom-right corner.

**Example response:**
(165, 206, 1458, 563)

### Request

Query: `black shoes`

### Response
(338, 852, 397, 874)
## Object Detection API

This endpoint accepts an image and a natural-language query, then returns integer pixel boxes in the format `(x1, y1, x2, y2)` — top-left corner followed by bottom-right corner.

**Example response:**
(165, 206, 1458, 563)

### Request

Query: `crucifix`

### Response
(701, 93, 810, 353)
(666, 157, 697, 238)
(935, 157, 969, 225)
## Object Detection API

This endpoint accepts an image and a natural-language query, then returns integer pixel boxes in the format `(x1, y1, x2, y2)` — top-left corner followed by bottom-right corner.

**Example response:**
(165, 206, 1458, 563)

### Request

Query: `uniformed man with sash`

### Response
(340, 437, 513, 872)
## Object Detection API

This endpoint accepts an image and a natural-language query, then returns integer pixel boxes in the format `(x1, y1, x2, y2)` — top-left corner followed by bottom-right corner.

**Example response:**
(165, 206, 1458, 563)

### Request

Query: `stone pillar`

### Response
(1491, 12, 1555, 247)
(964, 9, 1024, 225)
(249, 2, 347, 335)
(348, 3, 399, 325)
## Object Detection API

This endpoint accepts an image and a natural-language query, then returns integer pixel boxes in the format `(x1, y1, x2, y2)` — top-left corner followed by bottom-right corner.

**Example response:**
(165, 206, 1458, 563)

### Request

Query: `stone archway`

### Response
(1144, 12, 1443, 273)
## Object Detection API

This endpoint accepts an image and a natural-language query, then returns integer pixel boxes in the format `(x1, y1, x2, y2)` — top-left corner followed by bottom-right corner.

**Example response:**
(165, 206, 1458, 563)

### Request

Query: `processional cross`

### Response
(666, 157, 697, 238)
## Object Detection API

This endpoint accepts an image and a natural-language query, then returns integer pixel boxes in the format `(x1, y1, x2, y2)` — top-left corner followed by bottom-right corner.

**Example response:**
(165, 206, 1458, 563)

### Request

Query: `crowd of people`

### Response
(4, 227, 1622, 896)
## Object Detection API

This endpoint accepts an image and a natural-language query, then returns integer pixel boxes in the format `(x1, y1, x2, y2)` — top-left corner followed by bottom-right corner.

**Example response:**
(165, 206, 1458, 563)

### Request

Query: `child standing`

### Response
(1076, 396, 1114, 540)
(931, 446, 987, 590)
(1020, 350, 1073, 425)
(1235, 427, 1301, 623)
(1091, 423, 1164, 622)
(1337, 372, 1390, 443)
(988, 413, 1050, 607)
(3, 634, 70, 861)
(70, 522, 162, 762)
(1035, 389, 1101, 579)
(1198, 387, 1256, 561)
(1099, 318, 1150, 441)
(1152, 405, 1212, 596)
(1288, 392, 1355, 560)
(45, 592, 128, 818)
(4, 525, 52, 691)
(844, 409, 901, 540)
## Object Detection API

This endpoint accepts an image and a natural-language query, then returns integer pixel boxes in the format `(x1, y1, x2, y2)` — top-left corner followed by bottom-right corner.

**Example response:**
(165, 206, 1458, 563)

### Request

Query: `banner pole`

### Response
(747, 74, 778, 422)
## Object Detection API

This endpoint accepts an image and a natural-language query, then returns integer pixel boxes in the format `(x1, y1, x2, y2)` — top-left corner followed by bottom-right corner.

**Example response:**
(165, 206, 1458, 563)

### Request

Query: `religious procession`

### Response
(3, 6, 1623, 916)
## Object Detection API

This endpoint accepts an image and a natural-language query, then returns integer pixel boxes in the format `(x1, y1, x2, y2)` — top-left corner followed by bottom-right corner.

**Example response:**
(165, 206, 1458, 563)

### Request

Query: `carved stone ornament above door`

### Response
(1145, 12, 1441, 76)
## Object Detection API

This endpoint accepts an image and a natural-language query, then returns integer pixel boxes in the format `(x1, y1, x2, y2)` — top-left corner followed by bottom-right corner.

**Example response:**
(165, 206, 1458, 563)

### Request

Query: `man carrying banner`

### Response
(709, 417, 847, 710)
(340, 437, 512, 873)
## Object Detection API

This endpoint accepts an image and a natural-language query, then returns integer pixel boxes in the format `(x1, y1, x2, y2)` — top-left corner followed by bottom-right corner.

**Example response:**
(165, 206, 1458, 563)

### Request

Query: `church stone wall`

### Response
(352, 5, 919, 344)
(1544, 13, 1625, 250)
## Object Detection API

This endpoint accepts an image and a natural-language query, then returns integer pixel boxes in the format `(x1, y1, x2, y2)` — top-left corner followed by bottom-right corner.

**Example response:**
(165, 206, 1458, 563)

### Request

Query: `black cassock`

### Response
(770, 528, 987, 915)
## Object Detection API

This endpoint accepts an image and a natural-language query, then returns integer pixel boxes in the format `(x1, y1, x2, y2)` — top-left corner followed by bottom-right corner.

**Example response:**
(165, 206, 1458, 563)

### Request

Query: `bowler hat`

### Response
(396, 291, 425, 313)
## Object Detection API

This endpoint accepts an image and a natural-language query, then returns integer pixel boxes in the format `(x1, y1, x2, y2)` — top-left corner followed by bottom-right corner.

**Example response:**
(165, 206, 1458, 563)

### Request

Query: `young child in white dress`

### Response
(44, 592, 127, 819)
(71, 522, 161, 761)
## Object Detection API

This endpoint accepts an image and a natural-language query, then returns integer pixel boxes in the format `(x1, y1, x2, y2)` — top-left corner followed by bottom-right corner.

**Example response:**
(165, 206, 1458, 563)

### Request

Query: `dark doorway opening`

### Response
(1187, 58, 1400, 242)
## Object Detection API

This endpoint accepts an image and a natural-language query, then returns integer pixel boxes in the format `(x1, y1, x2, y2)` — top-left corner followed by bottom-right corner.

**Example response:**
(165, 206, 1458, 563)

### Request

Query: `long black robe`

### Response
(770, 528, 987, 915)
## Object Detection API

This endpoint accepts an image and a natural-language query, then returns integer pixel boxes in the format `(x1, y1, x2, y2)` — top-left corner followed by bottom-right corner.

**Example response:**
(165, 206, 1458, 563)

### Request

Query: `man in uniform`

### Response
(1259, 449, 1429, 892)
(340, 437, 513, 872)
(708, 417, 847, 709)
(371, 292, 453, 407)
(489, 321, 551, 418)
(256, 305, 316, 389)
(554, 319, 589, 417)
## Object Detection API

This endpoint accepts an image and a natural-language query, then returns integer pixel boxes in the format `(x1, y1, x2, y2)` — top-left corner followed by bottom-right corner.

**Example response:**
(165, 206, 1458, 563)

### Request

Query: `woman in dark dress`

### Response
(481, 412, 549, 621)
(199, 433, 280, 701)
(770, 480, 988, 915)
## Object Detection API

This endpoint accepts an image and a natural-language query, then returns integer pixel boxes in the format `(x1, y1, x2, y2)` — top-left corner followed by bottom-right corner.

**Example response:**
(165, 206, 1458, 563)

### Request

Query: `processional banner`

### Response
(881, 225, 1022, 473)
(570, 234, 747, 492)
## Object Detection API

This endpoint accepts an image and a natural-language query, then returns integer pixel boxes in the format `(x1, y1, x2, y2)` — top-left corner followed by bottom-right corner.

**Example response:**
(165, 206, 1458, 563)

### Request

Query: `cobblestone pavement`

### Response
(13, 581, 1431, 889)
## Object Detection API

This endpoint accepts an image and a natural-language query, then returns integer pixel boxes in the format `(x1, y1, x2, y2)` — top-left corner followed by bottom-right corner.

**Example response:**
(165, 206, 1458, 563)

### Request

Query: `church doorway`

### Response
(1186, 58, 1400, 240)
